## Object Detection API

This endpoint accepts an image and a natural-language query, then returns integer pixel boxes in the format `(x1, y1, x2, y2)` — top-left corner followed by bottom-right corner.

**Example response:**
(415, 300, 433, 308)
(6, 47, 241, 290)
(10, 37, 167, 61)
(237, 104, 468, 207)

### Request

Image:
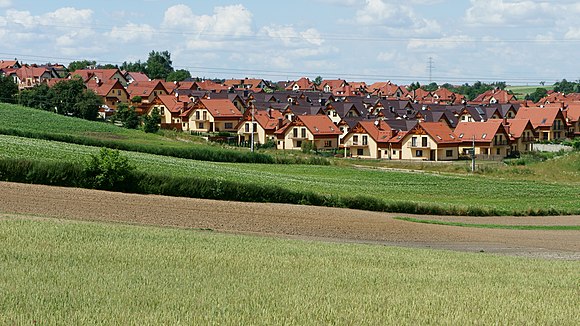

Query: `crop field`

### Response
(506, 85, 554, 97)
(0, 216, 577, 324)
(2, 135, 579, 214)
(0, 103, 210, 149)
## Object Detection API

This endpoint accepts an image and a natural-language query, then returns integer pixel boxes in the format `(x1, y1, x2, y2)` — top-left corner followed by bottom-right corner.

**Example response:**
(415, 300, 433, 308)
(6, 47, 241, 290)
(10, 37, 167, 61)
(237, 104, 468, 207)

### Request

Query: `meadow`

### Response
(506, 85, 554, 97)
(0, 217, 578, 325)
(1, 135, 579, 215)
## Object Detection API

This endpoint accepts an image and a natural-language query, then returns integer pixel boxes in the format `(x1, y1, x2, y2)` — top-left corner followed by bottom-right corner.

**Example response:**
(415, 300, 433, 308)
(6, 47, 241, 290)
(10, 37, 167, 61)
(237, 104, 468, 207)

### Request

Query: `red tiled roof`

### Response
(565, 103, 580, 122)
(200, 99, 242, 118)
(0, 60, 19, 69)
(196, 80, 229, 92)
(504, 118, 534, 139)
(515, 106, 563, 128)
(356, 120, 395, 143)
(454, 120, 506, 142)
(297, 115, 342, 135)
(413, 122, 460, 144)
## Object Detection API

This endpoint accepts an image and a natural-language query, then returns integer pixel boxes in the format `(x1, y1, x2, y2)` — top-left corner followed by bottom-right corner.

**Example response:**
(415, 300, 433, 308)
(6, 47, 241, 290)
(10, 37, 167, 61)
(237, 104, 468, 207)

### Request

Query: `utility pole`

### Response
(250, 108, 255, 152)
(427, 57, 434, 84)
(471, 136, 476, 172)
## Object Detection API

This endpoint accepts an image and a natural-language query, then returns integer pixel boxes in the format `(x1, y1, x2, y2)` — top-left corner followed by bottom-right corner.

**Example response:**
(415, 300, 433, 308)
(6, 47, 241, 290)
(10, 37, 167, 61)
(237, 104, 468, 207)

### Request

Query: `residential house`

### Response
(285, 77, 317, 92)
(0, 60, 21, 70)
(183, 98, 243, 133)
(432, 87, 465, 105)
(223, 78, 268, 92)
(275, 115, 342, 150)
(454, 120, 511, 159)
(9, 65, 59, 90)
(565, 103, 580, 137)
(85, 79, 129, 110)
(236, 108, 284, 144)
(72, 68, 129, 87)
(368, 81, 408, 99)
(325, 102, 363, 124)
(148, 94, 189, 129)
(387, 122, 460, 161)
(320, 79, 348, 93)
(504, 119, 537, 153)
(127, 80, 168, 103)
(124, 71, 150, 84)
(515, 106, 567, 140)
(342, 120, 395, 159)
(472, 89, 516, 104)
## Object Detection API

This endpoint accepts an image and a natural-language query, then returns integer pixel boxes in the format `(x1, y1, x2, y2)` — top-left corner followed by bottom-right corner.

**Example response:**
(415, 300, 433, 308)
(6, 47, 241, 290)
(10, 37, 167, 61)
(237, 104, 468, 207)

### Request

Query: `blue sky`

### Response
(1, 0, 579, 85)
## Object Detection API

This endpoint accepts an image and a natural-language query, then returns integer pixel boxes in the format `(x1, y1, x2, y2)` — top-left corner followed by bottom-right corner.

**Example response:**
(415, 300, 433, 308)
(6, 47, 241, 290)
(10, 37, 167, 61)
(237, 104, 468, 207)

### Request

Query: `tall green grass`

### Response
(0, 217, 578, 324)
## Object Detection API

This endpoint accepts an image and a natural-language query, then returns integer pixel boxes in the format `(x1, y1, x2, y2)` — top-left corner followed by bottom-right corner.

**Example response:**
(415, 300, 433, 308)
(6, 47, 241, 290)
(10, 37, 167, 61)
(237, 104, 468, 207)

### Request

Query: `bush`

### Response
(142, 108, 160, 133)
(84, 148, 135, 190)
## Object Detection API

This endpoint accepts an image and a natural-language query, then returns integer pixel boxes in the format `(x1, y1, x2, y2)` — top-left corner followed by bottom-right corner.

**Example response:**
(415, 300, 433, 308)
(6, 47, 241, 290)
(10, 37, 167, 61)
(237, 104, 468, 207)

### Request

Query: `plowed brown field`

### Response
(1, 181, 578, 259)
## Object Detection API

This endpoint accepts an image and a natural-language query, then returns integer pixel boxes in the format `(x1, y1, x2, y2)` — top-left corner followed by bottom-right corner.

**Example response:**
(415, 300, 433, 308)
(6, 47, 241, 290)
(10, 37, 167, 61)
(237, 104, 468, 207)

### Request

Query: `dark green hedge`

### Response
(0, 158, 570, 216)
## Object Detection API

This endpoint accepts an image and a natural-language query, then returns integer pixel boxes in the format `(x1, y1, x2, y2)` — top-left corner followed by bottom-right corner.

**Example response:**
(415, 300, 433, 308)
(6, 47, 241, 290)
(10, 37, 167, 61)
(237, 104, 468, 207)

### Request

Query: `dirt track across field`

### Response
(1, 181, 579, 260)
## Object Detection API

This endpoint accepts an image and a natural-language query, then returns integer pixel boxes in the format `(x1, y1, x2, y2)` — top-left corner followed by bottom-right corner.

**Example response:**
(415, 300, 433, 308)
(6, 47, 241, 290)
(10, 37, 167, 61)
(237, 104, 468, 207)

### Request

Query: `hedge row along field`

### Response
(0, 103, 328, 165)
(1, 135, 579, 215)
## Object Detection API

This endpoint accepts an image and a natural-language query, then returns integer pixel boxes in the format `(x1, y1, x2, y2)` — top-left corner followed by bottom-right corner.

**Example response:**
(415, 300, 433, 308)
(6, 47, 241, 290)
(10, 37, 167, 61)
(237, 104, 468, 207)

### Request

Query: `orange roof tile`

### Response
(454, 120, 507, 142)
(200, 99, 242, 118)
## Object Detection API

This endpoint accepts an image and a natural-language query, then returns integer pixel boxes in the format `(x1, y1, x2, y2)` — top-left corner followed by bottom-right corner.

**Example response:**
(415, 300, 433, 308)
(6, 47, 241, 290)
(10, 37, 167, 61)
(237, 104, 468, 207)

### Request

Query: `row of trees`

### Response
(114, 103, 160, 133)
(18, 78, 102, 120)
(68, 50, 192, 82)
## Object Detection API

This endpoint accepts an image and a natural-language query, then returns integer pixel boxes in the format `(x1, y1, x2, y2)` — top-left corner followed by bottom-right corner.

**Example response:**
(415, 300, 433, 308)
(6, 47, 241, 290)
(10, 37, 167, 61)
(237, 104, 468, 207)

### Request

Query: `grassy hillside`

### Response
(1, 217, 578, 324)
(507, 85, 554, 97)
(2, 135, 579, 214)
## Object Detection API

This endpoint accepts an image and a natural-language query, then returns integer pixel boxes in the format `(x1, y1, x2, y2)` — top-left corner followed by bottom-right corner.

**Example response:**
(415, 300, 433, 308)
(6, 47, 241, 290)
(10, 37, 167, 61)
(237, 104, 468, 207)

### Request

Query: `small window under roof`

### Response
(482, 133, 487, 139)
(459, 133, 464, 138)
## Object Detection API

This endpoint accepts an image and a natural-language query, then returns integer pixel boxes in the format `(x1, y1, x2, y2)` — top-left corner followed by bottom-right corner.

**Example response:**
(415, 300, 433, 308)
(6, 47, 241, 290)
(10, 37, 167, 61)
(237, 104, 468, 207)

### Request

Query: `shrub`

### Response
(142, 108, 160, 133)
(84, 148, 135, 191)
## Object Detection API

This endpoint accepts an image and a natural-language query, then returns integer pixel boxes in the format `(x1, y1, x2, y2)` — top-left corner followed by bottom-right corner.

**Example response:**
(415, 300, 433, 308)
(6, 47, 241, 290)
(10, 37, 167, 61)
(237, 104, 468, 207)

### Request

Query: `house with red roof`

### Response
(274, 115, 342, 150)
(432, 88, 465, 105)
(454, 119, 511, 159)
(236, 108, 284, 145)
(71, 68, 129, 87)
(183, 98, 243, 133)
(320, 79, 348, 93)
(223, 78, 268, 92)
(86, 79, 129, 110)
(285, 77, 317, 92)
(195, 80, 229, 92)
(127, 80, 169, 104)
(124, 71, 150, 84)
(504, 119, 537, 153)
(0, 60, 21, 70)
(564, 103, 580, 137)
(387, 122, 460, 161)
(368, 81, 408, 99)
(472, 89, 516, 104)
(515, 106, 567, 141)
(147, 94, 189, 129)
(342, 120, 395, 159)
(9, 65, 59, 90)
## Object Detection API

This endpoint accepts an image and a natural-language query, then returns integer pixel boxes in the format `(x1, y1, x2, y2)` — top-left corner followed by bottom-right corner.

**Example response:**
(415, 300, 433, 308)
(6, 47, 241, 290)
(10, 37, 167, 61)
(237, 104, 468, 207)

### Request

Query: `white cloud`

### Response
(107, 23, 155, 42)
(354, 0, 440, 36)
(377, 51, 396, 62)
(301, 28, 324, 46)
(0, 0, 11, 8)
(163, 4, 252, 37)
(407, 35, 474, 50)
(464, 0, 580, 26)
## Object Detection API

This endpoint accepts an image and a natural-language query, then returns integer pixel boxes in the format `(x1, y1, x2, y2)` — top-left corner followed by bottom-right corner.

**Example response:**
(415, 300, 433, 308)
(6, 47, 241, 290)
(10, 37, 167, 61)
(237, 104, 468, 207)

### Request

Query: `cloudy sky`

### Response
(1, 0, 579, 85)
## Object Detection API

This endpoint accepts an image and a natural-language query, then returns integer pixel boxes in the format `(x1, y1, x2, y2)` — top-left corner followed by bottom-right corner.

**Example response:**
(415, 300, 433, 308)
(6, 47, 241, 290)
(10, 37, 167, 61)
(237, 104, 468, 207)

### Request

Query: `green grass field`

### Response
(1, 135, 579, 214)
(507, 85, 554, 97)
(0, 217, 577, 324)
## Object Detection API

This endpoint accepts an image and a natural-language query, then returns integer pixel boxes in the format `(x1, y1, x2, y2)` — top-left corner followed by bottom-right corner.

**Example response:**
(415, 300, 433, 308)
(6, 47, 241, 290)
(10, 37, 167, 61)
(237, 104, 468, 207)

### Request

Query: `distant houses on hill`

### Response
(1, 59, 578, 161)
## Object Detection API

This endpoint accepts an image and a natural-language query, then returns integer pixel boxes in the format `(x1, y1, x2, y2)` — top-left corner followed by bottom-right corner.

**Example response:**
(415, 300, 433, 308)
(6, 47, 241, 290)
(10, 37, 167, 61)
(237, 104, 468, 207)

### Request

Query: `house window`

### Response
(446, 150, 453, 157)
(393, 150, 397, 155)
(362, 135, 368, 146)
(415, 150, 423, 157)
(543, 132, 549, 140)
(203, 112, 207, 120)
(160, 107, 165, 115)
(496, 148, 501, 155)
(293, 128, 298, 138)
(195, 111, 200, 120)
(296, 141, 302, 147)
(301, 128, 307, 138)
(324, 140, 332, 147)
(353, 135, 359, 144)
(555, 132, 561, 139)
(182, 123, 186, 127)
(245, 123, 250, 132)
(422, 137, 428, 147)
(225, 123, 233, 129)
(199, 122, 204, 129)
(411, 137, 417, 147)
(333, 112, 337, 117)
(357, 148, 364, 155)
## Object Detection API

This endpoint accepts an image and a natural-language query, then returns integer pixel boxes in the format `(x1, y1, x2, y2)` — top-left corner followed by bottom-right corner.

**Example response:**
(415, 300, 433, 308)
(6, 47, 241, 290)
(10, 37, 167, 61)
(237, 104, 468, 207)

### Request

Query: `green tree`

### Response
(143, 108, 160, 133)
(313, 76, 323, 86)
(67, 60, 97, 72)
(120, 60, 147, 73)
(75, 89, 103, 121)
(553, 79, 576, 93)
(525, 88, 548, 103)
(84, 148, 134, 190)
(18, 83, 53, 111)
(407, 82, 421, 91)
(146, 50, 174, 80)
(166, 69, 192, 82)
(114, 102, 140, 129)
(0, 75, 18, 104)
(98, 63, 118, 69)
(422, 82, 438, 92)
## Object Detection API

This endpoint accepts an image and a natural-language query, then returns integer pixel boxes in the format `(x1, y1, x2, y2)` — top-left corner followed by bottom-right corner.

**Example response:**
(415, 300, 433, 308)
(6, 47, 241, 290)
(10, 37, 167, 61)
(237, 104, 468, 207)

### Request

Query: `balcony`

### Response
(407, 142, 431, 148)
(493, 140, 509, 146)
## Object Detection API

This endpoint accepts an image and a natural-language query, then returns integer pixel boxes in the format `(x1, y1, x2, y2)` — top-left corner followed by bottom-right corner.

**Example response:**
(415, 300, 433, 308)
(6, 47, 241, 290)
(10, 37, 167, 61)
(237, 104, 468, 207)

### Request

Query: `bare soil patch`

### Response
(0, 181, 578, 259)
